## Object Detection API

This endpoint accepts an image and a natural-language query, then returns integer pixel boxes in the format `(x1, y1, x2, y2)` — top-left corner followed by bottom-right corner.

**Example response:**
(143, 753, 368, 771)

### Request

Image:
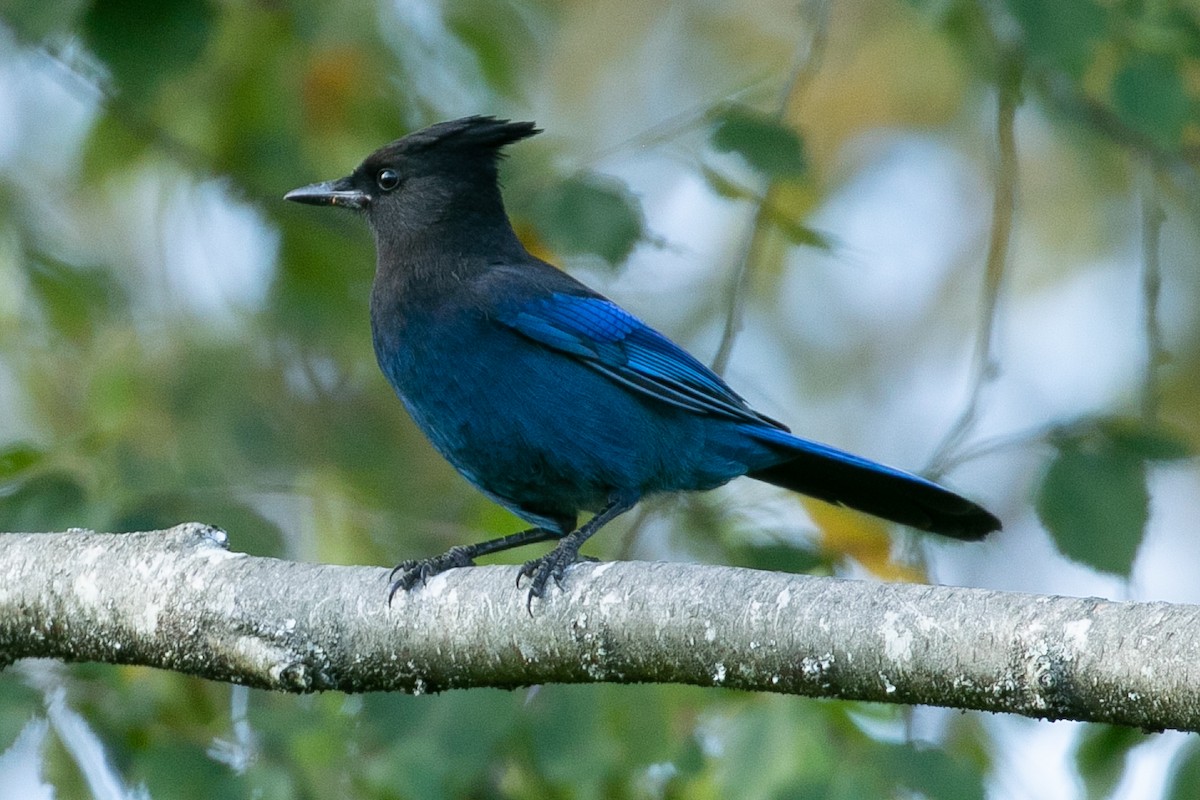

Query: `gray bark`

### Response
(1, 524, 1196, 732)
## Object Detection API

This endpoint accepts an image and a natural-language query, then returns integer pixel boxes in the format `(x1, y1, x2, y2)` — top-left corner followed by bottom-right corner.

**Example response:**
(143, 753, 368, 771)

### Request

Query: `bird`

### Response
(285, 115, 1000, 608)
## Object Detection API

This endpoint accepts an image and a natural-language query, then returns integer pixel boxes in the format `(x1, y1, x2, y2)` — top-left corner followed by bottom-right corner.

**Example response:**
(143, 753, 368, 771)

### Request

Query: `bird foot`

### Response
(387, 546, 477, 603)
(516, 540, 593, 613)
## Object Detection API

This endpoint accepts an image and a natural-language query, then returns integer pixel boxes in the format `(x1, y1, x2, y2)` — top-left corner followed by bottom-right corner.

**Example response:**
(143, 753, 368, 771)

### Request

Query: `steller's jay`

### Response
(286, 116, 1000, 607)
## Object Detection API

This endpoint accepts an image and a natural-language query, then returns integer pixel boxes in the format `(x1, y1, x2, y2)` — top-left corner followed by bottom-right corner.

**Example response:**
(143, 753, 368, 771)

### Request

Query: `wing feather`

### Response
(499, 294, 786, 429)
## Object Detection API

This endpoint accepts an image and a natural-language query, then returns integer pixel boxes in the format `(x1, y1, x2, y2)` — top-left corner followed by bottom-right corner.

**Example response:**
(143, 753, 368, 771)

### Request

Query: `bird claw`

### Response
(517, 543, 586, 614)
(387, 546, 477, 604)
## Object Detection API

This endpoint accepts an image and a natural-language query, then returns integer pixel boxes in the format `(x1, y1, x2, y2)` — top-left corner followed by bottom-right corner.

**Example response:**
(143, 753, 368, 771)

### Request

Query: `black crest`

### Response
(405, 116, 540, 151)
(367, 116, 541, 167)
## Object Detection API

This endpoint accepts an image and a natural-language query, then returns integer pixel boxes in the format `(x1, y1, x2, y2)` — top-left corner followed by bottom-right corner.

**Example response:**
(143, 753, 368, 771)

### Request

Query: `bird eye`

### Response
(376, 168, 400, 191)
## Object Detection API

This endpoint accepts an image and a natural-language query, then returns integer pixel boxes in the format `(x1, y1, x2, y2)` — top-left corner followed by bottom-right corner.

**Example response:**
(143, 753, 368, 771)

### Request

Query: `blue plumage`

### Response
(499, 294, 778, 425)
(285, 116, 1000, 607)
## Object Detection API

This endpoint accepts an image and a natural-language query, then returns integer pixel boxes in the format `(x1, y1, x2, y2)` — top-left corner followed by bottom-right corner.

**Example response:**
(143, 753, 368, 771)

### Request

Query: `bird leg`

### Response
(388, 526, 562, 603)
(517, 495, 634, 612)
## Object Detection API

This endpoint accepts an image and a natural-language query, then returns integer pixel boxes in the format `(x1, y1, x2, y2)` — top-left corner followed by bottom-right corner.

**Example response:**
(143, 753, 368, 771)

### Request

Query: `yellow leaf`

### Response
(804, 499, 926, 583)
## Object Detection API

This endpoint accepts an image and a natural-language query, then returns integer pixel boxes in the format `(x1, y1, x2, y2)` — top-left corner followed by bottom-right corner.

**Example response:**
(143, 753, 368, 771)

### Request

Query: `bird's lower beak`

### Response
(284, 177, 369, 210)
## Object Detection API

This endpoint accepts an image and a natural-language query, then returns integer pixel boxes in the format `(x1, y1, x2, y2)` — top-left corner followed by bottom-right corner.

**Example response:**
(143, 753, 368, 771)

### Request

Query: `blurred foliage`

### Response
(701, 165, 831, 250)
(1074, 724, 1150, 800)
(916, 0, 1200, 159)
(1167, 736, 1200, 800)
(82, 0, 216, 101)
(710, 104, 808, 180)
(1036, 416, 1191, 577)
(0, 0, 1197, 797)
(531, 173, 645, 266)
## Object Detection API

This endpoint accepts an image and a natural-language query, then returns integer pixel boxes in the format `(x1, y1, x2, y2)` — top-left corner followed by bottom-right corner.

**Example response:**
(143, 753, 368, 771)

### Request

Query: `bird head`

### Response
(285, 116, 540, 220)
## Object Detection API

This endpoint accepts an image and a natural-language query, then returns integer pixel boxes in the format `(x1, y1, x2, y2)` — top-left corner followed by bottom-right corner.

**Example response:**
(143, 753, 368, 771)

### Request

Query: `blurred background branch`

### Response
(926, 42, 1020, 479)
(711, 0, 830, 375)
(1139, 163, 1165, 426)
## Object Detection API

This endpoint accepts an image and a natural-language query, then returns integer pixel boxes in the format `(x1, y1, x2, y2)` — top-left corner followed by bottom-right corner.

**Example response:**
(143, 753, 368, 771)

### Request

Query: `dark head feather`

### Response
(402, 116, 540, 152)
(363, 116, 540, 170)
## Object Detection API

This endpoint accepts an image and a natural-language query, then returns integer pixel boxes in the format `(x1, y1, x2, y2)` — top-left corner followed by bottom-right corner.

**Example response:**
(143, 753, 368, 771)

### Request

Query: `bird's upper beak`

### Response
(284, 176, 369, 210)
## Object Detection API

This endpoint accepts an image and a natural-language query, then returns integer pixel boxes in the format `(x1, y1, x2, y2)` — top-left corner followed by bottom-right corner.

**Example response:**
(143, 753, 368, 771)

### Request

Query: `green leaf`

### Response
(1076, 724, 1146, 800)
(0, 444, 43, 482)
(1112, 53, 1192, 150)
(724, 541, 825, 575)
(701, 165, 757, 201)
(710, 105, 807, 179)
(1005, 0, 1108, 77)
(532, 174, 644, 266)
(702, 166, 830, 249)
(1097, 417, 1193, 461)
(82, 0, 216, 100)
(0, 471, 88, 532)
(26, 254, 128, 342)
(1036, 423, 1151, 577)
(886, 742, 986, 800)
(1167, 739, 1200, 800)
(762, 208, 833, 249)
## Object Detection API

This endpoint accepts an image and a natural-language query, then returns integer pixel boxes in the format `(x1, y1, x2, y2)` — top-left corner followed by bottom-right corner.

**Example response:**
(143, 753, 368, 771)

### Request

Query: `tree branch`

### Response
(2, 525, 1197, 732)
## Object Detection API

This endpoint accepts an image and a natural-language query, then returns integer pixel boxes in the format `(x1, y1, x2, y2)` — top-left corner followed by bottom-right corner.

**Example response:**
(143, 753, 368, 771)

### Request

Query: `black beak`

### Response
(284, 177, 369, 210)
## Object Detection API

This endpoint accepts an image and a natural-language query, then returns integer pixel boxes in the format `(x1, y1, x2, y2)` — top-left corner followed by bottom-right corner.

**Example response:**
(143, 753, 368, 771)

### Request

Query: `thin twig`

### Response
(933, 422, 1059, 473)
(1138, 163, 1166, 425)
(711, 196, 775, 375)
(711, 0, 830, 375)
(571, 73, 781, 172)
(926, 51, 1021, 479)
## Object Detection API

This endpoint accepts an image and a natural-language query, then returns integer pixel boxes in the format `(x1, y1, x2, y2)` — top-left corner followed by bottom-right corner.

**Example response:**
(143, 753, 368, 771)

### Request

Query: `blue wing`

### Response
(498, 293, 786, 429)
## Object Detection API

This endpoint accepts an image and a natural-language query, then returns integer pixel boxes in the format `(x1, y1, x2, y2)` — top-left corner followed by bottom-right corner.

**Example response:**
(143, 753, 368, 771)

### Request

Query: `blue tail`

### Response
(740, 426, 999, 540)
